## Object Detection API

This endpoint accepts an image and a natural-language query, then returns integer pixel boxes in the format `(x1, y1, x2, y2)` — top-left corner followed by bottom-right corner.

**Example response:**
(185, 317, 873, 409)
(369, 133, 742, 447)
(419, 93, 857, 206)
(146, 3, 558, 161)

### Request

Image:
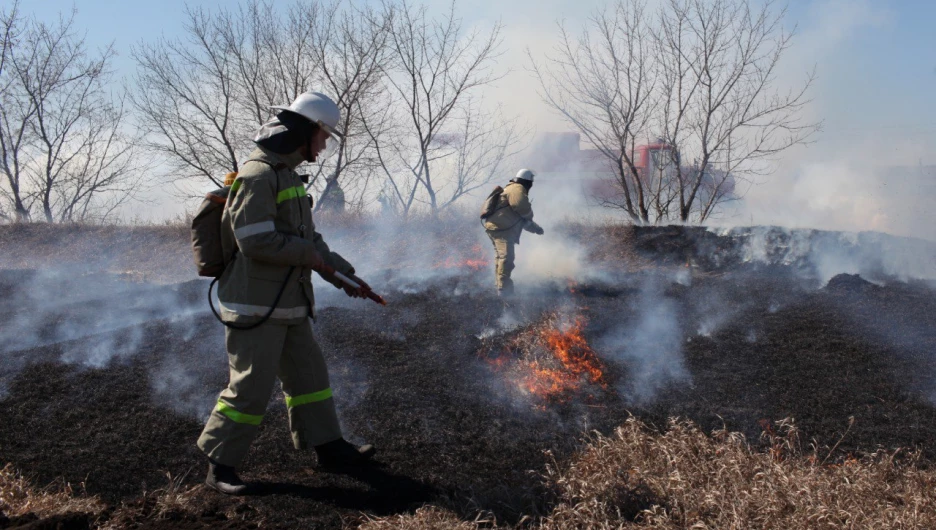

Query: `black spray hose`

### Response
(208, 266, 296, 330)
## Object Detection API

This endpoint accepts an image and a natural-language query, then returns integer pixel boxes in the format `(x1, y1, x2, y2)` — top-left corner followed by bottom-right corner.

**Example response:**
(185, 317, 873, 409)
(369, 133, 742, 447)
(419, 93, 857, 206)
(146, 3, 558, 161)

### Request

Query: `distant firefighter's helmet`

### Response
(515, 168, 535, 182)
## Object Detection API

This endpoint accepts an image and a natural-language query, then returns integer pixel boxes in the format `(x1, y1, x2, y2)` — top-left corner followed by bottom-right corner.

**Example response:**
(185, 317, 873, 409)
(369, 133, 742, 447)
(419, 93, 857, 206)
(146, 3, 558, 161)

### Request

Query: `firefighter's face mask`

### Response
(320, 133, 340, 160)
(306, 124, 341, 163)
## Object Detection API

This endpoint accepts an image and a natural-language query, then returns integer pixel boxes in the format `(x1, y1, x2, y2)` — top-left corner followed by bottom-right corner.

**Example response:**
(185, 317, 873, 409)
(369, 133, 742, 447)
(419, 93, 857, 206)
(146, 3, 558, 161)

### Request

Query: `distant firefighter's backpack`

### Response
(190, 184, 232, 278)
(479, 185, 504, 220)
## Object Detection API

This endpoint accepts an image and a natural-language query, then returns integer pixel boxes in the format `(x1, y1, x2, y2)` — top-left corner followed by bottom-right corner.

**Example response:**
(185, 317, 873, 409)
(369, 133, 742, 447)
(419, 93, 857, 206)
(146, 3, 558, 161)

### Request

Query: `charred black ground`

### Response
(1, 223, 935, 529)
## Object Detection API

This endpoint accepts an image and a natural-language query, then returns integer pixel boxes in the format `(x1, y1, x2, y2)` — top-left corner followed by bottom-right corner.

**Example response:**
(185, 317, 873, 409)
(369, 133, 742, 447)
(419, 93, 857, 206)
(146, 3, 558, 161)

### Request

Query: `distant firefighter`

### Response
(317, 175, 346, 213)
(481, 168, 544, 296)
(198, 92, 378, 496)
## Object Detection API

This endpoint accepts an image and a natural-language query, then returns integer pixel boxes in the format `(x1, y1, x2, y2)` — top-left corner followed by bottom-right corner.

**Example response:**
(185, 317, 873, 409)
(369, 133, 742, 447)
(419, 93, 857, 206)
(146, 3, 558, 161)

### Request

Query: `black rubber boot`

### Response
(314, 438, 376, 470)
(205, 459, 249, 495)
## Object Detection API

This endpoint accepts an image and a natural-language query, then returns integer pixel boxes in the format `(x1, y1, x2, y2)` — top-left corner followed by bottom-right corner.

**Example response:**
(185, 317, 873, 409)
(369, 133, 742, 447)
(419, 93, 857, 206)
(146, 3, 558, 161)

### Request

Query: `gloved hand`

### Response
(342, 283, 367, 299)
(531, 223, 545, 235)
(350, 274, 371, 291)
(343, 273, 372, 299)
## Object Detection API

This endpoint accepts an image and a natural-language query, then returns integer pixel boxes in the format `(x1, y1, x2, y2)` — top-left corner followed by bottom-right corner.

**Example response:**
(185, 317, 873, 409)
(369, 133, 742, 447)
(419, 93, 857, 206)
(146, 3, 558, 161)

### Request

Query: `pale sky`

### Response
(19, 0, 936, 239)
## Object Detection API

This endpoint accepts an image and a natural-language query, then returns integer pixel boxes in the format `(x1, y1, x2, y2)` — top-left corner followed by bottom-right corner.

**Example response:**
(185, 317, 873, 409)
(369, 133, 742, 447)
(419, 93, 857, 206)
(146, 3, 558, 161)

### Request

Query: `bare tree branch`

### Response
(0, 4, 140, 223)
(657, 0, 820, 222)
(371, 0, 506, 217)
(309, 1, 393, 211)
(435, 98, 528, 210)
(133, 0, 392, 210)
(531, 0, 819, 224)
(131, 5, 250, 187)
(529, 0, 656, 222)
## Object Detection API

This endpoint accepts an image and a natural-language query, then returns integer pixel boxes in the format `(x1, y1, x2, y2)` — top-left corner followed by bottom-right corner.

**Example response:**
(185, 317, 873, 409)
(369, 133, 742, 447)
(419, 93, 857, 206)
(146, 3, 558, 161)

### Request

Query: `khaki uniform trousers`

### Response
(197, 320, 342, 467)
(486, 231, 516, 294)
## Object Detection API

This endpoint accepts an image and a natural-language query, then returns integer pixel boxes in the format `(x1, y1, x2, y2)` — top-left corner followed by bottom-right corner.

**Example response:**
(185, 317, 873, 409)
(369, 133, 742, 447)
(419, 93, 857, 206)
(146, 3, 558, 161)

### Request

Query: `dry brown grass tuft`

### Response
(0, 465, 207, 528)
(540, 417, 936, 529)
(558, 218, 643, 268)
(97, 471, 204, 530)
(147, 471, 202, 519)
(358, 505, 498, 529)
(364, 417, 936, 530)
(0, 462, 105, 519)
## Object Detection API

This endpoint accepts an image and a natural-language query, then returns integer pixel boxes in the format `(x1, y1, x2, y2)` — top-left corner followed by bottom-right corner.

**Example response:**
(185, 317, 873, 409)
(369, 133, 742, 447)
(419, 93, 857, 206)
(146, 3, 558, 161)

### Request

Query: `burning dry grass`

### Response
(483, 311, 613, 406)
(433, 243, 491, 271)
(367, 417, 936, 529)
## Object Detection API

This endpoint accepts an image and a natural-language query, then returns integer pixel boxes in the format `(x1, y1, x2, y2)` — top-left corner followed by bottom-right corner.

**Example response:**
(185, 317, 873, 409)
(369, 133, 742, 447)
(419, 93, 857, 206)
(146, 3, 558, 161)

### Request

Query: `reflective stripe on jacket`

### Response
(217, 147, 354, 324)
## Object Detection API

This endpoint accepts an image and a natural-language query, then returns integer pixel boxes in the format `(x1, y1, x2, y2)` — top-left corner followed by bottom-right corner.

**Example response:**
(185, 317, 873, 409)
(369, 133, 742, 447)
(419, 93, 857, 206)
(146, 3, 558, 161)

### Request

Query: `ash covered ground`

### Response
(1, 222, 936, 529)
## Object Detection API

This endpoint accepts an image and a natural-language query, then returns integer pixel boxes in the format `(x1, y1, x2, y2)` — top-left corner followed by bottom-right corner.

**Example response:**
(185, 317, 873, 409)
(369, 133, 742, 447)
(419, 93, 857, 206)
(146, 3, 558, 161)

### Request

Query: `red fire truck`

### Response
(529, 133, 734, 207)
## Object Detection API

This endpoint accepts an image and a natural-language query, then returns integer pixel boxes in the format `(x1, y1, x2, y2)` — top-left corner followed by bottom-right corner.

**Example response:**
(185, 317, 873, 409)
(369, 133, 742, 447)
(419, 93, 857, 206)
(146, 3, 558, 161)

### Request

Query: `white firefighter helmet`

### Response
(271, 92, 344, 138)
(516, 168, 535, 182)
(271, 92, 344, 159)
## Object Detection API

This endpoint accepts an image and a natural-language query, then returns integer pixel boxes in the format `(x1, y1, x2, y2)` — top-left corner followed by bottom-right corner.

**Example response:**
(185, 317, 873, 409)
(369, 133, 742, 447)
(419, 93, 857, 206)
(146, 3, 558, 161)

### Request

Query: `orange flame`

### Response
(539, 317, 607, 388)
(485, 315, 609, 405)
(521, 317, 607, 402)
(523, 363, 577, 398)
(434, 244, 490, 271)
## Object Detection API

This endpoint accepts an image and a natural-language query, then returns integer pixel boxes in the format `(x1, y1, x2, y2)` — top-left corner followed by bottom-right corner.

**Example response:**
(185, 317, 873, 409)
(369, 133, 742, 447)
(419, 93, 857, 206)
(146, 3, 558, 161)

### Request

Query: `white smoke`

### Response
(151, 356, 218, 420)
(731, 1, 934, 243)
(721, 226, 936, 283)
(0, 268, 208, 401)
(597, 280, 690, 404)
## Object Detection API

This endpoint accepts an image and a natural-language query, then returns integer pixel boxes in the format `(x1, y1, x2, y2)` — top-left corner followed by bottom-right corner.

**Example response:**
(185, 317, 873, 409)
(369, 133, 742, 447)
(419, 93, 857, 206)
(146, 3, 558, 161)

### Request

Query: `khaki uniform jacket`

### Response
(217, 147, 353, 325)
(483, 182, 539, 244)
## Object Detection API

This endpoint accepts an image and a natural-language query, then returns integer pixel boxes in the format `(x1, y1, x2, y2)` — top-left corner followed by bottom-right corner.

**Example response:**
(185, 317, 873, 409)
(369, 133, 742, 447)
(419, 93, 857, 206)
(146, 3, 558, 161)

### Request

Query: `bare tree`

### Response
(434, 99, 526, 210)
(132, 5, 254, 188)
(34, 93, 140, 223)
(308, 2, 393, 211)
(219, 1, 323, 127)
(133, 0, 392, 212)
(133, 1, 329, 188)
(656, 0, 819, 222)
(532, 0, 819, 224)
(0, 4, 139, 223)
(361, 86, 419, 214)
(370, 0, 505, 217)
(530, 1, 657, 223)
(0, 2, 28, 221)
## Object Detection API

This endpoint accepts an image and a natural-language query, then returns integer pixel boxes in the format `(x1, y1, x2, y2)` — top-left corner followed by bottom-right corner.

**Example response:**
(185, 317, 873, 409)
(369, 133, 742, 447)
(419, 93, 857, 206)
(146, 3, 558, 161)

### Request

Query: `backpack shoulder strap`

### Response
(244, 158, 287, 170)
(229, 159, 288, 196)
(208, 158, 296, 330)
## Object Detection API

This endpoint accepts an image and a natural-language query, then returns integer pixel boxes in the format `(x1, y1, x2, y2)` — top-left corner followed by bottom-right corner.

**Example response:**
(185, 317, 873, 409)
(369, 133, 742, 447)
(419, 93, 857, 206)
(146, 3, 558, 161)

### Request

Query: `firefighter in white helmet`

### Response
(482, 168, 544, 295)
(197, 92, 375, 495)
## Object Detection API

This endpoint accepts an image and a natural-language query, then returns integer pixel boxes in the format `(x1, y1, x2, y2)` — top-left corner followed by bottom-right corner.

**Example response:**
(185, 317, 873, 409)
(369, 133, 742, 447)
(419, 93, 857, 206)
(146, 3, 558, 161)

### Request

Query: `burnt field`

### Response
(1, 223, 936, 528)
